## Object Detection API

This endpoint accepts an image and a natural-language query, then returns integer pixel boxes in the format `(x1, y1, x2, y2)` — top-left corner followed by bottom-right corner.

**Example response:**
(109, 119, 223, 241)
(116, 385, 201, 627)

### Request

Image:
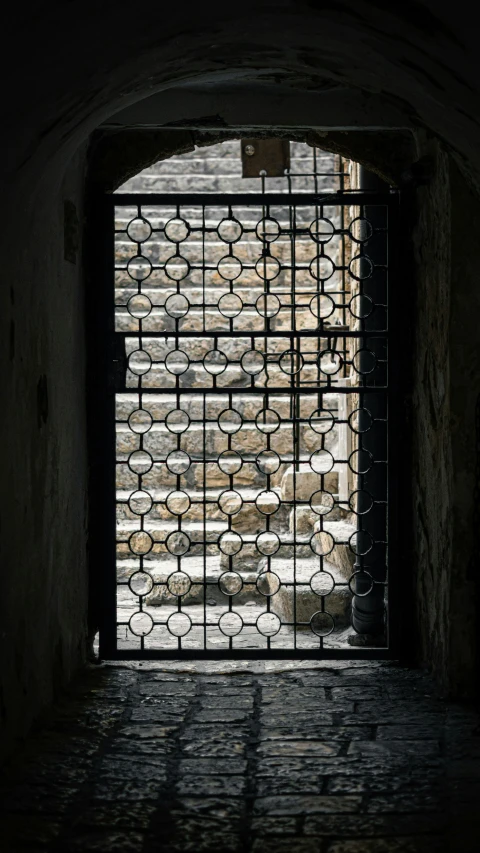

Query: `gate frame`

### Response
(87, 189, 403, 662)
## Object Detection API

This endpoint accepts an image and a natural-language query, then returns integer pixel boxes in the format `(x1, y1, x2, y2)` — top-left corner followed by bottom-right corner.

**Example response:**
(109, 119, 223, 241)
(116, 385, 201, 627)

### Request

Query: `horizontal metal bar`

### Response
(116, 385, 388, 394)
(100, 648, 392, 661)
(112, 192, 398, 207)
(116, 330, 388, 339)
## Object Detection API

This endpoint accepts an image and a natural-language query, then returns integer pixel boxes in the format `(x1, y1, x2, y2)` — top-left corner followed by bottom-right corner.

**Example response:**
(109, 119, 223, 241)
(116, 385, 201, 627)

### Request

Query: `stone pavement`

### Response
(1, 661, 480, 852)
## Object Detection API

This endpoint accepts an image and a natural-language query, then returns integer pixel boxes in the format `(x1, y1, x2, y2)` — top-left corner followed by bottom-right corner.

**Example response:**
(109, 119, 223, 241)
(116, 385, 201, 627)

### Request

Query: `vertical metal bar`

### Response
(98, 195, 119, 659)
(351, 169, 389, 638)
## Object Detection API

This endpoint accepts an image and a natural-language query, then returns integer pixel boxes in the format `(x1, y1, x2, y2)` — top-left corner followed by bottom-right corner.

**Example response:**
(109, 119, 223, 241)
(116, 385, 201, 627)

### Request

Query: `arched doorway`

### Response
(92, 138, 399, 659)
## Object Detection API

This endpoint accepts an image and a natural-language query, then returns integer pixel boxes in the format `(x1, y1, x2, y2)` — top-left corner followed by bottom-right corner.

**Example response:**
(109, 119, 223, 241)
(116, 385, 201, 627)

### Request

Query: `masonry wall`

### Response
(410, 143, 453, 688)
(0, 149, 89, 761)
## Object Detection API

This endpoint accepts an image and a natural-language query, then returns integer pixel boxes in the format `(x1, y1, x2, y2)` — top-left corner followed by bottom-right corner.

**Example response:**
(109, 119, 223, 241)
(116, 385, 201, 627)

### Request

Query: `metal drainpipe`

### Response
(350, 165, 388, 637)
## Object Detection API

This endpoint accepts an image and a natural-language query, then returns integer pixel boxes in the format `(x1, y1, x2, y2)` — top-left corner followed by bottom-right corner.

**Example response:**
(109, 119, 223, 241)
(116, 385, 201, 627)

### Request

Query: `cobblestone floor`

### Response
(2, 661, 480, 852)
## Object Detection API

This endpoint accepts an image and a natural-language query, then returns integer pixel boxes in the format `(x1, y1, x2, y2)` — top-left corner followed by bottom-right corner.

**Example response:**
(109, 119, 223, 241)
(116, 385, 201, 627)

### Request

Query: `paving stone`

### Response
(198, 695, 255, 708)
(170, 796, 245, 819)
(59, 831, 146, 852)
(138, 683, 197, 696)
(259, 722, 336, 738)
(193, 707, 252, 723)
(331, 686, 388, 701)
(262, 687, 327, 702)
(376, 724, 442, 740)
(2, 661, 480, 853)
(257, 740, 340, 757)
(325, 840, 445, 853)
(260, 726, 368, 742)
(326, 774, 441, 795)
(154, 817, 243, 852)
(250, 815, 299, 835)
(179, 736, 247, 757)
(129, 706, 188, 723)
(253, 794, 362, 815)
(365, 792, 440, 813)
(92, 776, 167, 801)
(178, 758, 247, 775)
(304, 813, 442, 837)
(347, 740, 440, 759)
(71, 801, 157, 829)
(257, 771, 325, 796)
(252, 839, 323, 853)
(176, 773, 247, 796)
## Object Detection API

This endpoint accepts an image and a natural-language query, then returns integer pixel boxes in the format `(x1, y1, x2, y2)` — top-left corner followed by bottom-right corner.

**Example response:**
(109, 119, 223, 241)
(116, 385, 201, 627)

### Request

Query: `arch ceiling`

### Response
(2, 2, 479, 191)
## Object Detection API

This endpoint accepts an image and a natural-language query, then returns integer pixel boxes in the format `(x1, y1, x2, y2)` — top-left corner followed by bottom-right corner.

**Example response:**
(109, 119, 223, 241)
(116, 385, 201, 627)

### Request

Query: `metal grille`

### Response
(104, 189, 397, 658)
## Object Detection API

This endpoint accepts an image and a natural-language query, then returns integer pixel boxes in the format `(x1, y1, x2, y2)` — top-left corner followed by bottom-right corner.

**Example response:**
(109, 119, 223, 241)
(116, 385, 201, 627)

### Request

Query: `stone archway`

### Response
(3, 2, 480, 758)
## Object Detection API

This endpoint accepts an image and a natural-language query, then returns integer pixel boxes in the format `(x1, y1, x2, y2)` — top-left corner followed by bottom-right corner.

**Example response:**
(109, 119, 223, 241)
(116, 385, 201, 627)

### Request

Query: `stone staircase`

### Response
(115, 141, 357, 634)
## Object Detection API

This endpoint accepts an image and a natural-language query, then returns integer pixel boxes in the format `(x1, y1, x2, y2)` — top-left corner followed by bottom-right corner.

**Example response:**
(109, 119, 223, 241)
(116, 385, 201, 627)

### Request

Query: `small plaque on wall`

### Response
(241, 139, 290, 178)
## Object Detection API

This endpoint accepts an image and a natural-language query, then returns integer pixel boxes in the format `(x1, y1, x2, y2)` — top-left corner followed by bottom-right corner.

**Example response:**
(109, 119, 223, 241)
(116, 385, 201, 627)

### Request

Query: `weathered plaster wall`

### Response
(0, 149, 89, 760)
(410, 142, 453, 690)
(447, 162, 480, 696)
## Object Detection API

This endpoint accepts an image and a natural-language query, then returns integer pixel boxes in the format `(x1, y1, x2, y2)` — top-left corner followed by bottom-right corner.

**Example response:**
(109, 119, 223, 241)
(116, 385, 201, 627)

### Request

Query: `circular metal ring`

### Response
(127, 293, 152, 319)
(256, 612, 281, 637)
(164, 217, 190, 243)
(129, 611, 154, 637)
(129, 571, 154, 597)
(217, 218, 243, 243)
(165, 255, 190, 281)
(256, 571, 281, 597)
(166, 570, 192, 597)
(128, 450, 153, 474)
(167, 611, 192, 637)
(310, 610, 335, 637)
(127, 217, 152, 243)
(218, 571, 243, 596)
(256, 530, 281, 556)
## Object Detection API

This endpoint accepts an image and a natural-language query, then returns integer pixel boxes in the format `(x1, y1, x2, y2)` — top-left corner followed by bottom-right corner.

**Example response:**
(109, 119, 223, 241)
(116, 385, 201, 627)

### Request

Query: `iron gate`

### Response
(99, 190, 399, 659)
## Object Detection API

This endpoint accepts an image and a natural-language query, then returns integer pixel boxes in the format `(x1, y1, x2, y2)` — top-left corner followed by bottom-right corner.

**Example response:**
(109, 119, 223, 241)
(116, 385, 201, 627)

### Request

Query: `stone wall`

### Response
(410, 141, 453, 688)
(0, 149, 89, 761)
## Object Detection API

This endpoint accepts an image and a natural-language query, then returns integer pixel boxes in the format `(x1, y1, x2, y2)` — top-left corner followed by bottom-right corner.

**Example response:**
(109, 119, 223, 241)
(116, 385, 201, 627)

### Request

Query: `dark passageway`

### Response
(2, 3, 480, 851)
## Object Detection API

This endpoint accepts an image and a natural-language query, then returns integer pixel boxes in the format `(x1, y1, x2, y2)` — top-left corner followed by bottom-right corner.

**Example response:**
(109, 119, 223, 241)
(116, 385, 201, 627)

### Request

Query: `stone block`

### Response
(273, 582, 352, 629)
(314, 519, 357, 578)
(281, 464, 339, 501)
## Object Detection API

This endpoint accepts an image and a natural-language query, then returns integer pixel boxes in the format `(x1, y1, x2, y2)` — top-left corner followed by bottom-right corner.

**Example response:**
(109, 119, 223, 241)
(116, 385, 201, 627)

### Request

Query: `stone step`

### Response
(115, 391, 340, 414)
(114, 240, 344, 266)
(116, 484, 338, 519)
(114, 270, 346, 292)
(115, 511, 354, 546)
(118, 173, 338, 193)
(117, 139, 330, 161)
(116, 426, 340, 464)
(114, 312, 347, 336)
(288, 502, 346, 537)
(126, 154, 332, 176)
(255, 558, 352, 627)
(114, 213, 345, 233)
(314, 519, 357, 578)
(120, 366, 349, 394)
(117, 555, 266, 607)
(114, 287, 344, 309)
(117, 555, 254, 607)
(117, 504, 290, 533)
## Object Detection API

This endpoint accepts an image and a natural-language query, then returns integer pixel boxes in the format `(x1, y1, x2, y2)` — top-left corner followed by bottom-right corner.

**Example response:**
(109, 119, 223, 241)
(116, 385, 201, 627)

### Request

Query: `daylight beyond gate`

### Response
(110, 190, 393, 656)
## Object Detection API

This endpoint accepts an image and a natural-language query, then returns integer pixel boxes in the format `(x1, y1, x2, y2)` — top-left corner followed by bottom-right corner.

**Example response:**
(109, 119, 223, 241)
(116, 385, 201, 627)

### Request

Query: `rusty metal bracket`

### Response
(241, 138, 290, 178)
